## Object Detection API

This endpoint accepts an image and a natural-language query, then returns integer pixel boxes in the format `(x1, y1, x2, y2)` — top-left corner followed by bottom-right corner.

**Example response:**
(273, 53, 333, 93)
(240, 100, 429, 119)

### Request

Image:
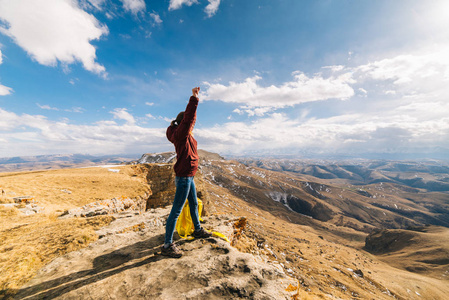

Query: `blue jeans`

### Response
(164, 176, 201, 244)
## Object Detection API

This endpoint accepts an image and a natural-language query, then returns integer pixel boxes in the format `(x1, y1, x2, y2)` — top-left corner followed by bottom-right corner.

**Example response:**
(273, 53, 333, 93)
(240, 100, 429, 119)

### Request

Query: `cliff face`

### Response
(134, 163, 210, 214)
(137, 164, 176, 209)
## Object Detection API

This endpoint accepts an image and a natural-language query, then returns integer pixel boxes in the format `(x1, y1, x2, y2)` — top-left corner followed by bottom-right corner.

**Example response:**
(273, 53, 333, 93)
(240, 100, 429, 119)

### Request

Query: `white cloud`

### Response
(168, 0, 219, 17)
(358, 88, 367, 97)
(120, 0, 146, 14)
(36, 103, 84, 113)
(0, 0, 108, 76)
(357, 45, 449, 88)
(0, 84, 13, 96)
(0, 107, 167, 156)
(119, 33, 131, 39)
(0, 107, 47, 131)
(66, 107, 85, 113)
(234, 106, 273, 117)
(89, 0, 105, 9)
(150, 12, 163, 26)
(358, 88, 367, 94)
(146, 113, 155, 119)
(110, 108, 136, 125)
(0, 49, 13, 95)
(145, 102, 154, 106)
(37, 103, 59, 111)
(105, 12, 115, 19)
(205, 0, 221, 18)
(323, 65, 344, 72)
(196, 44, 449, 155)
(203, 72, 354, 109)
(194, 109, 449, 155)
(196, 113, 323, 154)
(1, 90, 449, 157)
(169, 0, 199, 11)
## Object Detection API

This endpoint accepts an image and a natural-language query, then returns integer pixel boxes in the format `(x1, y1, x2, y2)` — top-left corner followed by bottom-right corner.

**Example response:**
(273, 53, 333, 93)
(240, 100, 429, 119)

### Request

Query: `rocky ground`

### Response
(13, 207, 296, 300)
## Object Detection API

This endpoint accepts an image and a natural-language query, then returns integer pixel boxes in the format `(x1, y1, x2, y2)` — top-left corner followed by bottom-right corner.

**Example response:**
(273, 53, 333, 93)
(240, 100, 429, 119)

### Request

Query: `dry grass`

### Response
(0, 206, 19, 218)
(368, 226, 449, 279)
(0, 165, 150, 211)
(0, 165, 151, 298)
(0, 212, 114, 298)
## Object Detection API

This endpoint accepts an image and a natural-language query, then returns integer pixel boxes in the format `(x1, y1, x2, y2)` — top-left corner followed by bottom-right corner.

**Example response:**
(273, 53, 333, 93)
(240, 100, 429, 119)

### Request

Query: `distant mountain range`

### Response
(238, 158, 449, 192)
(2, 152, 449, 229)
(0, 153, 139, 172)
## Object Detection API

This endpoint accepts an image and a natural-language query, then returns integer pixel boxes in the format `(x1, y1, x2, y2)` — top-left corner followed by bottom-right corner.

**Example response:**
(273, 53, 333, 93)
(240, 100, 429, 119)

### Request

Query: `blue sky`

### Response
(0, 0, 448, 158)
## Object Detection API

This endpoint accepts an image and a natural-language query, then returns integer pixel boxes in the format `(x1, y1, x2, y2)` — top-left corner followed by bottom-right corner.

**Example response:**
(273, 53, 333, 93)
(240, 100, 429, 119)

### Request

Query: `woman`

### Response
(162, 87, 212, 258)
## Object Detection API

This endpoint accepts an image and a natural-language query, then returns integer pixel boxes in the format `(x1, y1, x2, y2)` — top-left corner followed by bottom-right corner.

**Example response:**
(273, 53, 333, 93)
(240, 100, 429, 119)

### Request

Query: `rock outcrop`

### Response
(136, 162, 211, 214)
(60, 197, 147, 218)
(14, 207, 295, 300)
(137, 152, 176, 164)
(140, 164, 177, 209)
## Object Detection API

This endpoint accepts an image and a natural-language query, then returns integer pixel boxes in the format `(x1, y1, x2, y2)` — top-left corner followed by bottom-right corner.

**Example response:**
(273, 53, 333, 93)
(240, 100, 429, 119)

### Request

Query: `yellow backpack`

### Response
(176, 198, 204, 238)
(176, 198, 229, 242)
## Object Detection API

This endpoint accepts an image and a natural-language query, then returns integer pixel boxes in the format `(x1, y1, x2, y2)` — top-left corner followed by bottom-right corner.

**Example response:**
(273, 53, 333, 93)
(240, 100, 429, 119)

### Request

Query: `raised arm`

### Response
(174, 87, 200, 139)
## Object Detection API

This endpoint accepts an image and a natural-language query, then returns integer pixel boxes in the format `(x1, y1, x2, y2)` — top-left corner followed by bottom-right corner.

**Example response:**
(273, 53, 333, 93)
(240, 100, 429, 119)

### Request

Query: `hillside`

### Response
(238, 158, 449, 229)
(1, 152, 449, 299)
(240, 158, 449, 191)
(365, 225, 449, 278)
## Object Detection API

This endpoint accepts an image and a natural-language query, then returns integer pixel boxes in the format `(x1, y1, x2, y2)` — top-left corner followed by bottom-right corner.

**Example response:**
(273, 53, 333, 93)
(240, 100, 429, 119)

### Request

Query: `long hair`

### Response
(171, 111, 184, 127)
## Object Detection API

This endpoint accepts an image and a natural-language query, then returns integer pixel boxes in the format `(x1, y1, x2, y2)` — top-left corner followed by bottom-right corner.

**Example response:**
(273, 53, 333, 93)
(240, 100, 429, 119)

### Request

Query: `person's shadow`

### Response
(12, 233, 181, 300)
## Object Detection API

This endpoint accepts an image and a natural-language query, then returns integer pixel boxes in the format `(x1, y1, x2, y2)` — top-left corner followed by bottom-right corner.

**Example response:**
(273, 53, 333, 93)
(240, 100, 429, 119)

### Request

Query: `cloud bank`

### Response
(202, 72, 355, 109)
(195, 110, 449, 156)
(0, 107, 166, 156)
(196, 44, 449, 156)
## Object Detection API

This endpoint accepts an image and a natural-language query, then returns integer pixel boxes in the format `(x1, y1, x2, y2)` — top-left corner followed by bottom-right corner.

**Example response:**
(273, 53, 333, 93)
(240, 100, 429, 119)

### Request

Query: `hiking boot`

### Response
(193, 228, 212, 239)
(161, 243, 182, 258)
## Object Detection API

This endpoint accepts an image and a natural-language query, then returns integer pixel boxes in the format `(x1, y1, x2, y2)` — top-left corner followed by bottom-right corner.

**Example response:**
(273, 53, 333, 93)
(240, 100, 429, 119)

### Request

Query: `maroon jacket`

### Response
(166, 96, 200, 177)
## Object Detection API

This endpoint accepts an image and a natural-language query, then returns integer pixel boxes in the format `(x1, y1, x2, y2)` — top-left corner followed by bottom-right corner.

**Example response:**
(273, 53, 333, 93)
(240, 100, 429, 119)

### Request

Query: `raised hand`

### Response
(192, 87, 200, 98)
